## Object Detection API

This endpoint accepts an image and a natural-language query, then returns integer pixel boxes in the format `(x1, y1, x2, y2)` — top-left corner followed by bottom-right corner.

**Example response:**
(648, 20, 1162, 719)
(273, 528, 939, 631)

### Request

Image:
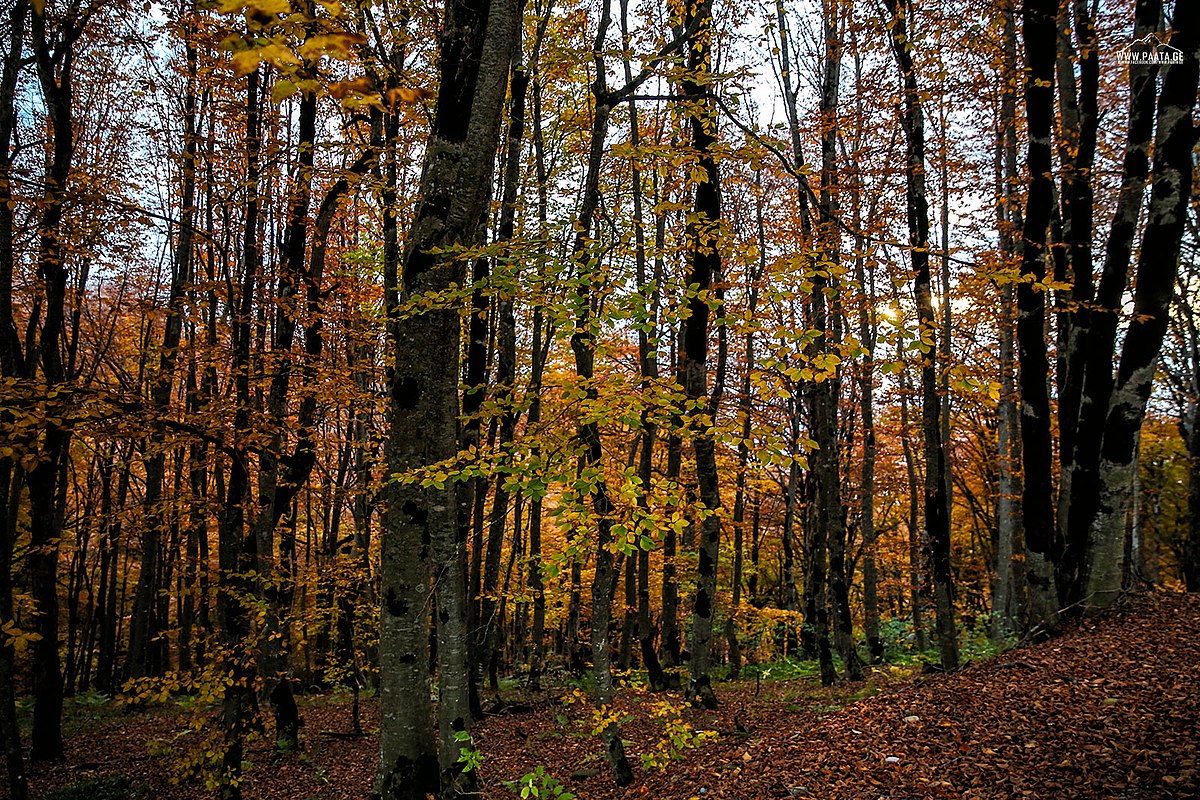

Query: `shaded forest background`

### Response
(0, 0, 1197, 796)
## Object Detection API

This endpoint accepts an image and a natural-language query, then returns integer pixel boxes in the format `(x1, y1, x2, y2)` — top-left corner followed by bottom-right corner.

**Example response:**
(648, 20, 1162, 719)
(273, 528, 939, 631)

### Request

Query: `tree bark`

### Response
(379, 0, 518, 792)
(678, 0, 725, 710)
(1086, 3, 1198, 608)
(0, 0, 29, 793)
(1015, 0, 1061, 632)
(883, 0, 959, 671)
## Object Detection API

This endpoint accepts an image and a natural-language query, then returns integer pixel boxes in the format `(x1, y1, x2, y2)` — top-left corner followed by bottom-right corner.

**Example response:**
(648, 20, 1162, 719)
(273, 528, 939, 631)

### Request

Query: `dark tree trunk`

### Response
(26, 0, 85, 758)
(526, 43, 554, 688)
(850, 158, 881, 662)
(679, 0, 724, 711)
(563, 0, 640, 778)
(1015, 0, 1061, 631)
(884, 0, 958, 671)
(129, 16, 200, 682)
(1187, 400, 1200, 591)
(1053, 0, 1101, 609)
(726, 172, 764, 680)
(620, 11, 663, 673)
(478, 24, 534, 699)
(217, 68, 263, 800)
(813, 0, 861, 683)
(1055, 0, 1162, 609)
(0, 1, 29, 793)
(1086, 3, 1198, 607)
(251, 80, 325, 753)
(379, 0, 518, 792)
(898, 368, 926, 650)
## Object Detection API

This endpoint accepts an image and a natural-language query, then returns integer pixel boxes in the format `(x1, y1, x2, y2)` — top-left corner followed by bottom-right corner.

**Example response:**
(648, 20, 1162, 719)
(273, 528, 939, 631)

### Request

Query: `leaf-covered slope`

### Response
(478, 592, 1200, 799)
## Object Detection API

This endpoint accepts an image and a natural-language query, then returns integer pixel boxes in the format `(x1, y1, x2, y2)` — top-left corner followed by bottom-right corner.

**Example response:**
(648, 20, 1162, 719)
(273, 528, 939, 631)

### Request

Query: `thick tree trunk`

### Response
(1086, 5, 1198, 608)
(25, 1, 85, 758)
(1055, 0, 1162, 611)
(0, 1, 29, 793)
(679, 0, 725, 711)
(992, 0, 1021, 641)
(1016, 0, 1061, 632)
(477, 28, 533, 699)
(379, 0, 518, 792)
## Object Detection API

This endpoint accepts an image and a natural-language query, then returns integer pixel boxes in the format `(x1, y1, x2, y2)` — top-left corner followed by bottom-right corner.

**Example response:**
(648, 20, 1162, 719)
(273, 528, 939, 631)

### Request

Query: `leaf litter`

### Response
(25, 592, 1199, 799)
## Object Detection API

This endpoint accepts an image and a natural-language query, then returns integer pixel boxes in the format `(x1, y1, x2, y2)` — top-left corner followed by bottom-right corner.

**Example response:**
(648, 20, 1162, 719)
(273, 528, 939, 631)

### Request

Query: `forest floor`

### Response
(22, 591, 1200, 800)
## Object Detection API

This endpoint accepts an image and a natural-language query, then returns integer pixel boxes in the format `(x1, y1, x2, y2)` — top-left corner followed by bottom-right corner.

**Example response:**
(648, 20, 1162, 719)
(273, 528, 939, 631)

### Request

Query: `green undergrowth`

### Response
(44, 776, 149, 800)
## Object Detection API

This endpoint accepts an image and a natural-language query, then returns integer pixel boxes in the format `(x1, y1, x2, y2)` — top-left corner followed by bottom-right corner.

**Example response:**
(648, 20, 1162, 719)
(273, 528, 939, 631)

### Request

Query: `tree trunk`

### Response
(0, 1, 29, 793)
(26, 0, 85, 758)
(379, 0, 518, 792)
(216, 67, 264, 800)
(992, 0, 1022, 641)
(727, 170, 764, 679)
(563, 0, 638, 776)
(129, 15, 199, 683)
(1086, 5, 1198, 608)
(1015, 0, 1061, 633)
(883, 0, 959, 671)
(814, 0, 861, 682)
(1186, 399, 1200, 591)
(526, 51, 554, 689)
(679, 0, 725, 711)
(1055, 0, 1161, 610)
(898, 367, 926, 650)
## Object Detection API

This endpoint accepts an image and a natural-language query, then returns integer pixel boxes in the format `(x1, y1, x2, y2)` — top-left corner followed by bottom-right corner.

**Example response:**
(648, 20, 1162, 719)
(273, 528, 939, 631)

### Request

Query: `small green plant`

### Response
(454, 730, 484, 773)
(639, 700, 718, 771)
(508, 765, 575, 799)
(73, 689, 112, 707)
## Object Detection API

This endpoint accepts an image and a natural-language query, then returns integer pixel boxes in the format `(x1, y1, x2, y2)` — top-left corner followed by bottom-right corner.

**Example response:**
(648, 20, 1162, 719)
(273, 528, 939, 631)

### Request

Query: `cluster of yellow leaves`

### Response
(640, 700, 719, 771)
(216, 0, 434, 108)
(589, 704, 625, 735)
(0, 620, 42, 652)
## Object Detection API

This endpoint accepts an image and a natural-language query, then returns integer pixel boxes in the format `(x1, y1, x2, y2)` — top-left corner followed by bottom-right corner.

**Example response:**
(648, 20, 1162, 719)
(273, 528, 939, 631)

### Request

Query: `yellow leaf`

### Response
(31, 0, 46, 14)
(230, 49, 261, 77)
(247, 0, 291, 13)
(271, 79, 298, 102)
(259, 42, 301, 69)
(329, 76, 374, 99)
(298, 32, 367, 61)
(386, 86, 435, 105)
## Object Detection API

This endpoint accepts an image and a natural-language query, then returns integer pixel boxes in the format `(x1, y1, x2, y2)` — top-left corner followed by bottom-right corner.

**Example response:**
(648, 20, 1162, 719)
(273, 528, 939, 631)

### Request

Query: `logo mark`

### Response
(1118, 34, 1184, 66)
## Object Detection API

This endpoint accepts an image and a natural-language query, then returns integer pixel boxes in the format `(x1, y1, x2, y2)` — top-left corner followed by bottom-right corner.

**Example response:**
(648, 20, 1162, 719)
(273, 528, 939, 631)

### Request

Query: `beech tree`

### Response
(377, 0, 518, 793)
(882, 0, 958, 671)
(0, 1, 28, 793)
